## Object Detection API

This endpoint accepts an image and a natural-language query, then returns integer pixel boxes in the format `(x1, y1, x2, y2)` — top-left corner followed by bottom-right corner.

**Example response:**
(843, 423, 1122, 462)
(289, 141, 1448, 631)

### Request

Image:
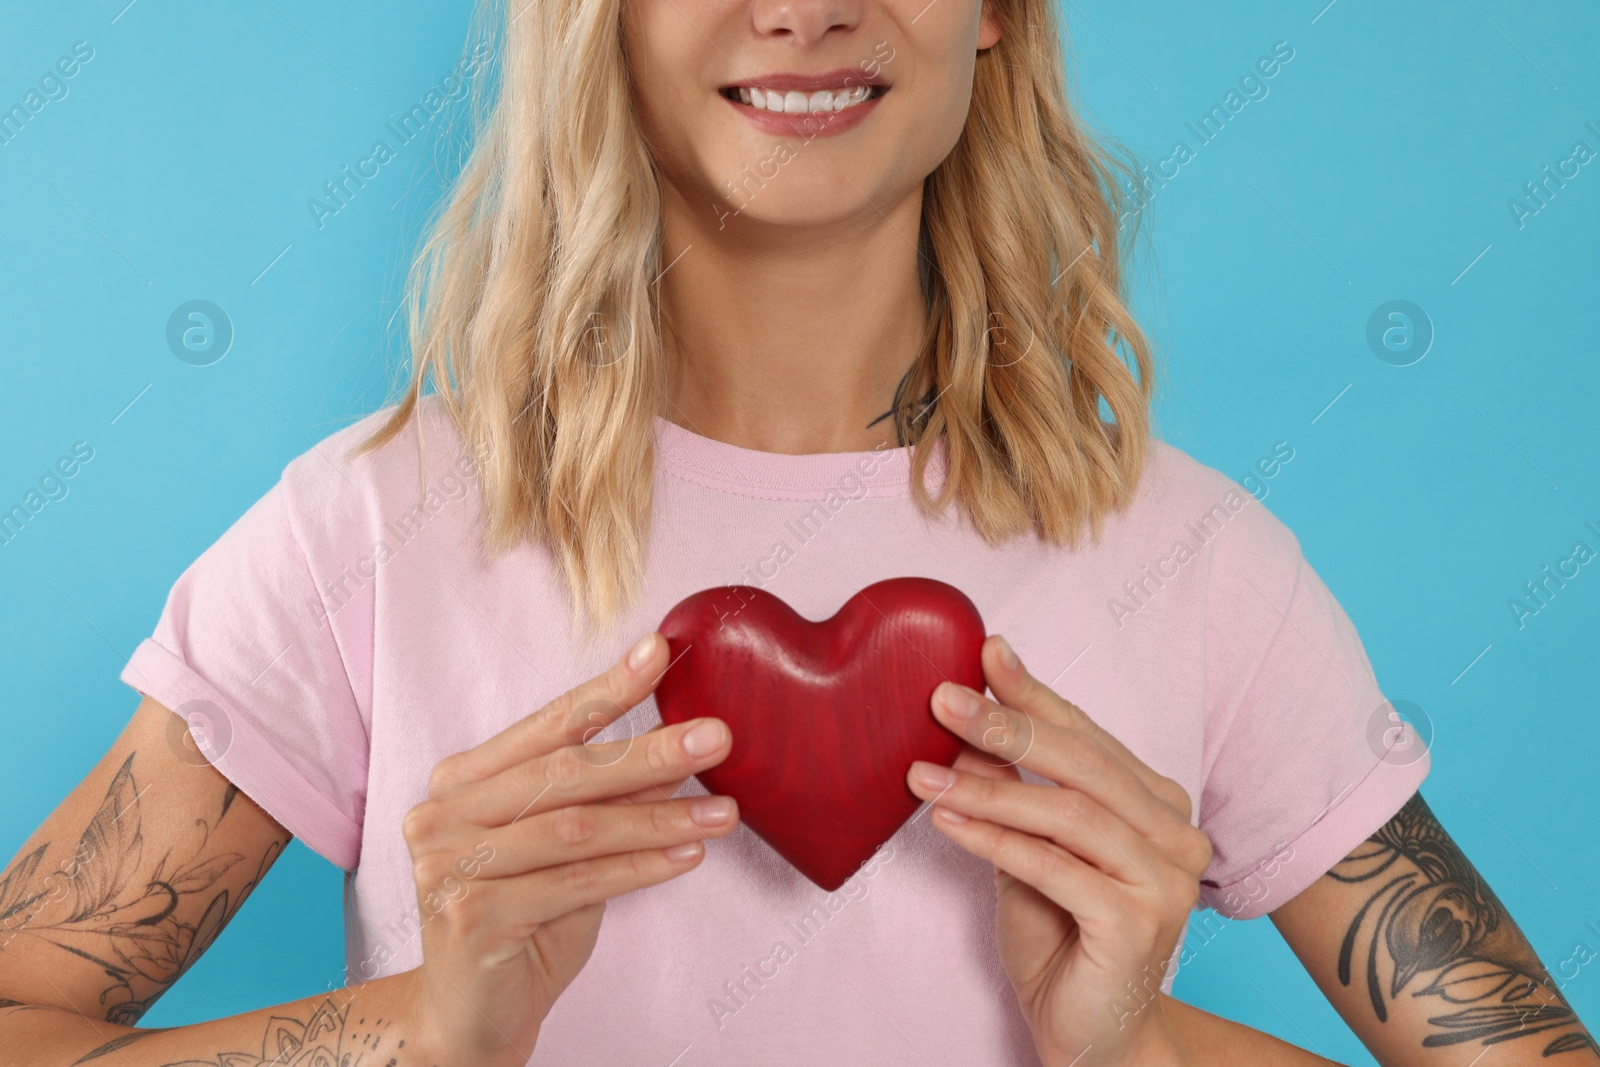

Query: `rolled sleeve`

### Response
(119, 472, 370, 871)
(1195, 492, 1432, 921)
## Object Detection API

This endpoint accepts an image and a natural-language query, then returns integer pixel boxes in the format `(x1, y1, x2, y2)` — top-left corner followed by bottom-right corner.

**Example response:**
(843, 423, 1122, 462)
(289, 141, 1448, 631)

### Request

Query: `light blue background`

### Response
(2, 2, 1597, 1062)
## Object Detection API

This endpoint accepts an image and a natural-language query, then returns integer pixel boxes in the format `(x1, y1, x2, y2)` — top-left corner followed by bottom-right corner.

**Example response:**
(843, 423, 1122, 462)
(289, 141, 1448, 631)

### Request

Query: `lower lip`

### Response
(721, 89, 887, 138)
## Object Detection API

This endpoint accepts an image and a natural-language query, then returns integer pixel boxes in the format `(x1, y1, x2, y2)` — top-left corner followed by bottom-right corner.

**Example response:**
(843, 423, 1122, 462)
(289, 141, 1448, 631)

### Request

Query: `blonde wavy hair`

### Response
(352, 0, 1159, 638)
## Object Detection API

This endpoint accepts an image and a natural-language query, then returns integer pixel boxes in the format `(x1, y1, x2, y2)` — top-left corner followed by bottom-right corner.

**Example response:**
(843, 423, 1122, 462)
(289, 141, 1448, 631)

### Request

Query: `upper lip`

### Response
(721, 67, 890, 92)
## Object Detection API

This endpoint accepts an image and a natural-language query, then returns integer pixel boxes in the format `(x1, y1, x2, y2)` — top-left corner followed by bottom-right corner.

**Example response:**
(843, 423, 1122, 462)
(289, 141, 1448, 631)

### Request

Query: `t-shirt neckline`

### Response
(651, 414, 948, 501)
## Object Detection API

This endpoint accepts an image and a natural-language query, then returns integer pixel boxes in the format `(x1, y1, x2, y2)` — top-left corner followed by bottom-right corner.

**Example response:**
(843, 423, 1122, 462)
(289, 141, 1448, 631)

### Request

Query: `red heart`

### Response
(655, 577, 986, 891)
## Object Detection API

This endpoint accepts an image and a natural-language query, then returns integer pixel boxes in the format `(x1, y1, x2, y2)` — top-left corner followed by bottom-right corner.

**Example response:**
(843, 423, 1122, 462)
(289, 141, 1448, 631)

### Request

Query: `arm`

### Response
(1160, 993, 1348, 1066)
(1269, 790, 1596, 1065)
(0, 977, 426, 1067)
(0, 694, 429, 1066)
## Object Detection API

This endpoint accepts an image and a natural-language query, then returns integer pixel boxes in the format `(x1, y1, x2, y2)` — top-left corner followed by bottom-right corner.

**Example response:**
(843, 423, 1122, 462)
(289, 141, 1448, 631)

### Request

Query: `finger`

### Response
(907, 761, 1168, 888)
(952, 743, 1021, 783)
(982, 634, 1197, 819)
(473, 796, 740, 876)
(930, 681, 1186, 845)
(427, 631, 670, 797)
(451, 716, 732, 827)
(613, 776, 690, 805)
(926, 807, 1124, 929)
(464, 842, 711, 934)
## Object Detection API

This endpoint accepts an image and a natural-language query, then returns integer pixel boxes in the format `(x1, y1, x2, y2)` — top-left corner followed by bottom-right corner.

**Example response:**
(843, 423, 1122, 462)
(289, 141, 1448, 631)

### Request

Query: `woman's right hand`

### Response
(398, 630, 737, 1067)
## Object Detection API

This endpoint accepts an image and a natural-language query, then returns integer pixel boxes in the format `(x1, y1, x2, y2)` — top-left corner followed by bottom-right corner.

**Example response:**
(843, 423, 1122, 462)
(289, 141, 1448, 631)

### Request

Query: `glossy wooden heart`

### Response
(655, 577, 986, 891)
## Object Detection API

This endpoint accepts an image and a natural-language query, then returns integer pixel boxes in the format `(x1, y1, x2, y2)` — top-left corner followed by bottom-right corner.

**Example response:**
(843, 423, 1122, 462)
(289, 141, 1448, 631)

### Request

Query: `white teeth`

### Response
(732, 84, 874, 114)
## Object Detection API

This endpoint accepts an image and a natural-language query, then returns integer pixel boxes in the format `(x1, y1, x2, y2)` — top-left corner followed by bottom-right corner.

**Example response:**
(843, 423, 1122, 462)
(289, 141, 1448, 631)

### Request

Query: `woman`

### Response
(0, 0, 1587, 1063)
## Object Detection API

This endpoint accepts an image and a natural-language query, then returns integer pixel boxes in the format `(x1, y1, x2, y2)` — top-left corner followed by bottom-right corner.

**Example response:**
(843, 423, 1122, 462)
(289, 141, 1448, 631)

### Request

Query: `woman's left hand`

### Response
(906, 633, 1213, 1067)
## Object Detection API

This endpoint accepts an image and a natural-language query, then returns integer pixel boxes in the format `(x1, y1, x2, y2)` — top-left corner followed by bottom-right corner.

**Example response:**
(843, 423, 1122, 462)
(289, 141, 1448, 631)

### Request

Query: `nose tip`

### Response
(749, 0, 863, 46)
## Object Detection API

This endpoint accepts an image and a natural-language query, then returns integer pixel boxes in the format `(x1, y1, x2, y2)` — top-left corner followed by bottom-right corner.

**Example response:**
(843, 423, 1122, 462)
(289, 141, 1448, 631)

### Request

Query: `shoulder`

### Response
(1123, 436, 1305, 604)
(274, 393, 478, 550)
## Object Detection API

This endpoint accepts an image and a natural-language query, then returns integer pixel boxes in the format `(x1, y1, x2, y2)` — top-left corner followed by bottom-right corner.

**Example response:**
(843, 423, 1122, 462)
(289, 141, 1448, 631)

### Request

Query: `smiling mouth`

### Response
(719, 84, 890, 115)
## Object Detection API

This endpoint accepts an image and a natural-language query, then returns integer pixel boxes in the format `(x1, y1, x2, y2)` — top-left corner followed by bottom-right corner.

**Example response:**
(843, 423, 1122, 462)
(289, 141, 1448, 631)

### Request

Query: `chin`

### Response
(707, 182, 891, 231)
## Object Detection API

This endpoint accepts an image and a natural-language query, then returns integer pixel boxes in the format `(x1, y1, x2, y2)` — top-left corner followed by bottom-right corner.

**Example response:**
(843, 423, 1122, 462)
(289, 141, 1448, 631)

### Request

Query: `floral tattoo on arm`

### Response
(0, 751, 286, 1025)
(1328, 791, 1596, 1057)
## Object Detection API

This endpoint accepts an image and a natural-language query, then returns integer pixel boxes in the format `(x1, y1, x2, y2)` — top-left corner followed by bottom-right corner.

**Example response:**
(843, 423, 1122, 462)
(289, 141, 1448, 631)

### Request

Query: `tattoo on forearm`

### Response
(0, 750, 287, 1025)
(1329, 792, 1597, 1057)
(71, 996, 425, 1067)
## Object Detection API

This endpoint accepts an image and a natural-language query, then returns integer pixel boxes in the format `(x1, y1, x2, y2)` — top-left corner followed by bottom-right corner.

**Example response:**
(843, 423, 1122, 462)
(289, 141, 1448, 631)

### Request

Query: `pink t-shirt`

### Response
(121, 395, 1429, 1066)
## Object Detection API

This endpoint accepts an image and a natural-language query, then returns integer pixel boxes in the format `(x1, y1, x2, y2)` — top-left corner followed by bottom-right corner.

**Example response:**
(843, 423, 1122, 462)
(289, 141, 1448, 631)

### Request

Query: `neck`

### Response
(654, 176, 934, 455)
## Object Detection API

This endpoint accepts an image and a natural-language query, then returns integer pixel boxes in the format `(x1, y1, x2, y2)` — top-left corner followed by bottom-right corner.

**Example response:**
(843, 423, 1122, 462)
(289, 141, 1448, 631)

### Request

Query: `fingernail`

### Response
(626, 632, 657, 672)
(689, 796, 736, 827)
(911, 761, 957, 791)
(934, 807, 970, 825)
(681, 719, 728, 757)
(665, 841, 703, 862)
(940, 683, 984, 719)
(994, 634, 1020, 672)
